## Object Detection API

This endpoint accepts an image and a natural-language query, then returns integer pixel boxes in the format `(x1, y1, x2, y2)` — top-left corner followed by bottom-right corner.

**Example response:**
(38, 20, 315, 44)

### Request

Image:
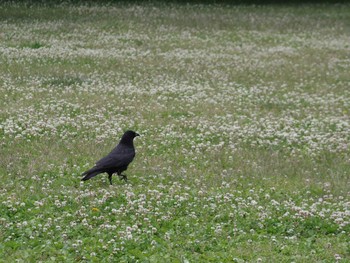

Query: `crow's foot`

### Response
(119, 174, 128, 182)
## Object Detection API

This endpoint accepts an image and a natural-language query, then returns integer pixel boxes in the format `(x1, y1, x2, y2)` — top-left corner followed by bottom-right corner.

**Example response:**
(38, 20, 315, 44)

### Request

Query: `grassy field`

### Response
(1, 1, 350, 262)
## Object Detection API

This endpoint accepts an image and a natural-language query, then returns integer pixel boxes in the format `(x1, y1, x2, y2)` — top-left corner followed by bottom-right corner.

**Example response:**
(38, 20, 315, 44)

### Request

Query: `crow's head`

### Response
(122, 130, 140, 140)
(126, 130, 139, 137)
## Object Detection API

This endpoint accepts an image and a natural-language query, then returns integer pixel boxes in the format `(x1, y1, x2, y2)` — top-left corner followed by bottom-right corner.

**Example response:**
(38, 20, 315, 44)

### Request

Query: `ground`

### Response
(0, 2, 349, 262)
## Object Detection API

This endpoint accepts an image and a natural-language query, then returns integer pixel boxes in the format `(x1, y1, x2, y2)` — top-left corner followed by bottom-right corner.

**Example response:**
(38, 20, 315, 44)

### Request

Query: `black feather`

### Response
(81, 130, 140, 185)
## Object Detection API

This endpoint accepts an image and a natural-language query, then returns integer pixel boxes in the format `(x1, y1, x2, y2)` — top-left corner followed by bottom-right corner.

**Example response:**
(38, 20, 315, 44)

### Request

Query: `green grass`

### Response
(1, 1, 350, 262)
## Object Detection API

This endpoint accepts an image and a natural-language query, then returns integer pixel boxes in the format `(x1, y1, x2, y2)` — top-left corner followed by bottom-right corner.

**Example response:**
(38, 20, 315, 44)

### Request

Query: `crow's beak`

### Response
(135, 133, 140, 137)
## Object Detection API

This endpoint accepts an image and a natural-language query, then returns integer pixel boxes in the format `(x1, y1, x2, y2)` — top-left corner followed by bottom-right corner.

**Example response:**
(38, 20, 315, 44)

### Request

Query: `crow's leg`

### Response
(119, 174, 128, 182)
(108, 173, 113, 185)
(116, 171, 128, 182)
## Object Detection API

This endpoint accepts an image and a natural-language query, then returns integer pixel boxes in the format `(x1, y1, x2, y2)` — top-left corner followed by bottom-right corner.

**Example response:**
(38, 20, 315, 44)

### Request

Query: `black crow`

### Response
(81, 130, 140, 185)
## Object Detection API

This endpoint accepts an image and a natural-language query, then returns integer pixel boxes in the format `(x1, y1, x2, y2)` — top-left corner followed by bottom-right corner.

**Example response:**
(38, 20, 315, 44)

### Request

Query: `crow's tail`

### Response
(81, 167, 101, 181)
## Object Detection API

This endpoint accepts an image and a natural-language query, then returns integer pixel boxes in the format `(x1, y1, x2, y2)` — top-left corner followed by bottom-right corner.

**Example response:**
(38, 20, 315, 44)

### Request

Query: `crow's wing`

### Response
(95, 147, 135, 169)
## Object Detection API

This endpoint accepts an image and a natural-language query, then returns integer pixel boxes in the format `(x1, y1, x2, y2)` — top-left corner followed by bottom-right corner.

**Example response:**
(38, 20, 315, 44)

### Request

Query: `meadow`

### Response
(0, 1, 350, 262)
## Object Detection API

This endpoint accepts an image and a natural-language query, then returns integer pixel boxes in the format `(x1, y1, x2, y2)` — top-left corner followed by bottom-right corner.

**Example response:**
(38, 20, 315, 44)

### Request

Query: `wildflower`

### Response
(334, 254, 342, 261)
